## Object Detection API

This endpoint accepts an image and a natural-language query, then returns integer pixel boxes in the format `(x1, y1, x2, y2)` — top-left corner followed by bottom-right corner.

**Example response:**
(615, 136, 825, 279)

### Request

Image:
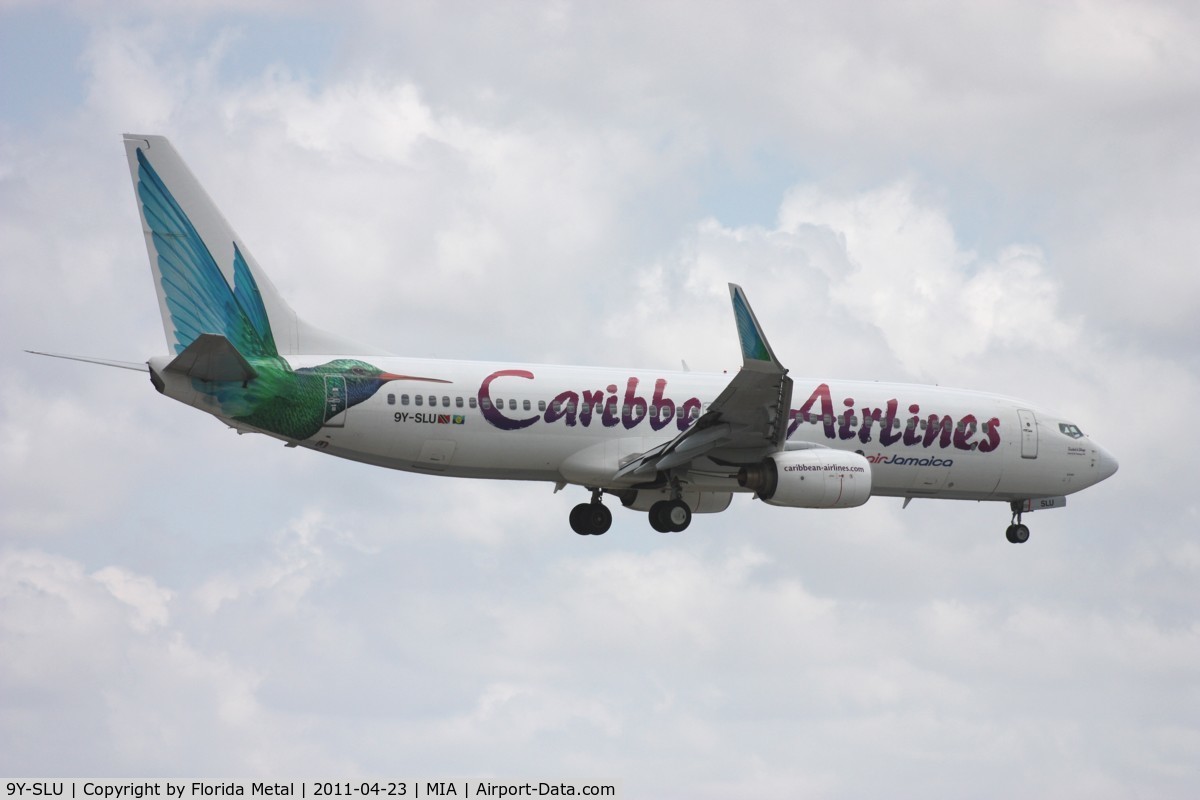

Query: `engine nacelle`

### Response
(737, 449, 872, 508)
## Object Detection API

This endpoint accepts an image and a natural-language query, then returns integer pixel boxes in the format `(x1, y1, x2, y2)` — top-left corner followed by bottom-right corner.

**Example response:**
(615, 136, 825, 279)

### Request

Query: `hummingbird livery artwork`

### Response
(133, 147, 448, 442)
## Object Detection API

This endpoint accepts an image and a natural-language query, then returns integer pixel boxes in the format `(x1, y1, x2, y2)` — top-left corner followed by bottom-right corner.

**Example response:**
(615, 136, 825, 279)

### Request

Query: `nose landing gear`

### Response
(1006, 501, 1030, 543)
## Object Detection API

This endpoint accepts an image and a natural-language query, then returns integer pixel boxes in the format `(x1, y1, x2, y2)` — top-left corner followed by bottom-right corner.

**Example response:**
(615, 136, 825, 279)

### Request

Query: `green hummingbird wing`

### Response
(135, 147, 279, 359)
(215, 368, 324, 440)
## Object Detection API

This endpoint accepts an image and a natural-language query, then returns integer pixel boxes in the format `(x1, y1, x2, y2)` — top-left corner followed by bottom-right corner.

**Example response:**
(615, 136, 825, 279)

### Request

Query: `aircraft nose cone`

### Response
(1096, 445, 1119, 482)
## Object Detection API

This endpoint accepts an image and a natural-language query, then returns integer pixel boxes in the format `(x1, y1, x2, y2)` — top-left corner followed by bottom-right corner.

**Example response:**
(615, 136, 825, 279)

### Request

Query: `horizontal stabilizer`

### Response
(165, 333, 258, 383)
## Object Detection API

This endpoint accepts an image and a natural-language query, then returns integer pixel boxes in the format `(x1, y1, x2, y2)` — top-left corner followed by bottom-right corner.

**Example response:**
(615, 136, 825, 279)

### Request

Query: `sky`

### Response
(2, 0, 1199, 796)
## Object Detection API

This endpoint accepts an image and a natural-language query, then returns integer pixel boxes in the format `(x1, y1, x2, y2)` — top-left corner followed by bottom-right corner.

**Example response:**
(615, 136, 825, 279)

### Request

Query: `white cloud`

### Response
(609, 179, 1087, 389)
(0, 386, 146, 533)
(194, 508, 344, 614)
(778, 182, 1082, 379)
(92, 565, 173, 631)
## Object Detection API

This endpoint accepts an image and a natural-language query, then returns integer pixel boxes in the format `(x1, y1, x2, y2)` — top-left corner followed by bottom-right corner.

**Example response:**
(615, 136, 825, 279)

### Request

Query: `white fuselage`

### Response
(153, 354, 1118, 503)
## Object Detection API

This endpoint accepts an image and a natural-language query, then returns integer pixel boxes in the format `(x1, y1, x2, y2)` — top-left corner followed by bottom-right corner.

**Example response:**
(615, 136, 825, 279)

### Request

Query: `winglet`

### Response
(729, 284, 783, 369)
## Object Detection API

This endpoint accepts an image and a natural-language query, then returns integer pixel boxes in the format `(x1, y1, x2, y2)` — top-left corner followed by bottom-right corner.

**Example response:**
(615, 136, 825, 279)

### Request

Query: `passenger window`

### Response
(387, 394, 395, 405)
(401, 394, 410, 406)
(538, 400, 546, 412)
(553, 401, 563, 414)
(442, 396, 450, 407)
(428, 396, 436, 406)
(415, 395, 423, 406)
(469, 397, 477, 409)
(509, 400, 517, 411)
(480, 398, 492, 410)
(523, 399, 531, 411)
(456, 397, 464, 408)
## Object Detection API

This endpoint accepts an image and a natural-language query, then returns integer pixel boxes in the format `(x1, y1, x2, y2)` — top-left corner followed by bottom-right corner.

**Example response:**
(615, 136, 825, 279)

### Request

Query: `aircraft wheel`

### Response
(665, 499, 692, 532)
(570, 503, 592, 535)
(1006, 523, 1031, 543)
(648, 501, 673, 532)
(586, 503, 612, 535)
(649, 500, 693, 532)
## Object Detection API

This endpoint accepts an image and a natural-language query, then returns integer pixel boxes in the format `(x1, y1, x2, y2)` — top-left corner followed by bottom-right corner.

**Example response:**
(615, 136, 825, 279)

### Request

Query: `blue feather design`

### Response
(135, 148, 278, 358)
(231, 244, 275, 354)
(732, 289, 770, 362)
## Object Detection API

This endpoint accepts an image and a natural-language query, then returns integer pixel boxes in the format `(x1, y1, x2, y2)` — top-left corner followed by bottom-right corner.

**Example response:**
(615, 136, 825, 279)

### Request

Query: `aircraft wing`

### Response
(614, 284, 793, 480)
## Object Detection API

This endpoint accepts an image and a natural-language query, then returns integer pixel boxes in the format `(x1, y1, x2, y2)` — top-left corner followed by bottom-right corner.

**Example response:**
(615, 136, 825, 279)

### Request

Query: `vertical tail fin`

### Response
(123, 134, 386, 357)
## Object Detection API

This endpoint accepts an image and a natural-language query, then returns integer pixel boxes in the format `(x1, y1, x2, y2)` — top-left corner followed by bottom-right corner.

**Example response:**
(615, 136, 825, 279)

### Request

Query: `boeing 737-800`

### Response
(33, 135, 1119, 542)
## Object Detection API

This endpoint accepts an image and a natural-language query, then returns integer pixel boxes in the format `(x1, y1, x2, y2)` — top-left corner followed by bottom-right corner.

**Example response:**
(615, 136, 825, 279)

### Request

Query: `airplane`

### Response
(31, 135, 1119, 542)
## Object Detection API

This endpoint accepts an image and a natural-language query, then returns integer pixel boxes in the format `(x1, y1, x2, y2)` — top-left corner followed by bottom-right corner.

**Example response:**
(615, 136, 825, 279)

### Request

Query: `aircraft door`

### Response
(323, 375, 347, 427)
(1018, 409, 1038, 458)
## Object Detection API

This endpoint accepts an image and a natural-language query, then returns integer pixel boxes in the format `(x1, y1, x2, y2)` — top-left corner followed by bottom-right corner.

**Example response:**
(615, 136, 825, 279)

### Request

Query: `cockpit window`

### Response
(1059, 423, 1084, 439)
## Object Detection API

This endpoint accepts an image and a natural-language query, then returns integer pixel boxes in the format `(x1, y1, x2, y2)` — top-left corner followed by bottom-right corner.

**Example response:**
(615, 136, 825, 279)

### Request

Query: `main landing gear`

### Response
(648, 474, 693, 532)
(570, 489, 612, 536)
(568, 489, 696, 535)
(1006, 500, 1030, 544)
(648, 499, 692, 532)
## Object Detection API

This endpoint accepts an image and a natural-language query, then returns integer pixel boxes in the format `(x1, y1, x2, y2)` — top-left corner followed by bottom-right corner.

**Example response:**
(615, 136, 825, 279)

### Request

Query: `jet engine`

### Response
(737, 449, 872, 508)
